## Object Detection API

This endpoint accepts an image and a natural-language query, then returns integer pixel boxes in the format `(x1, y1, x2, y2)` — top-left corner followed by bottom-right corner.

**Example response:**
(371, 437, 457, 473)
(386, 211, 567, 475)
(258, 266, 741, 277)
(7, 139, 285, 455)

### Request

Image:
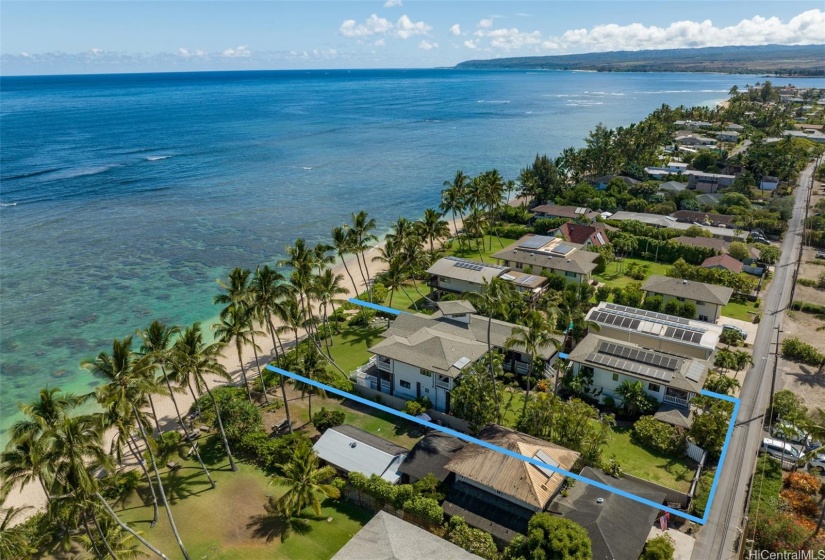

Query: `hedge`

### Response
(781, 336, 825, 366)
(632, 416, 687, 456)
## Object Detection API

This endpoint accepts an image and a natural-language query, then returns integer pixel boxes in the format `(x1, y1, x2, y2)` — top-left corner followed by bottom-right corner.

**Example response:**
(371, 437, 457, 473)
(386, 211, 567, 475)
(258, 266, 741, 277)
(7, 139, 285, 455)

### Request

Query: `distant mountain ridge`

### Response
(455, 44, 825, 76)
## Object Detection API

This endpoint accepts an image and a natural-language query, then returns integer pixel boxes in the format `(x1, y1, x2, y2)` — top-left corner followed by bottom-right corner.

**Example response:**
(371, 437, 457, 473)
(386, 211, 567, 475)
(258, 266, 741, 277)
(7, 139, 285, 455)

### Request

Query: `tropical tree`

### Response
(504, 513, 591, 560)
(138, 320, 215, 489)
(271, 442, 340, 517)
(213, 304, 262, 404)
(251, 265, 290, 361)
(293, 344, 334, 422)
(440, 174, 467, 249)
(478, 169, 505, 250)
(173, 322, 238, 470)
(349, 211, 378, 301)
(213, 267, 253, 319)
(331, 225, 359, 295)
(0, 497, 34, 559)
(416, 208, 450, 256)
(313, 269, 347, 350)
(506, 310, 559, 415)
(615, 380, 656, 418)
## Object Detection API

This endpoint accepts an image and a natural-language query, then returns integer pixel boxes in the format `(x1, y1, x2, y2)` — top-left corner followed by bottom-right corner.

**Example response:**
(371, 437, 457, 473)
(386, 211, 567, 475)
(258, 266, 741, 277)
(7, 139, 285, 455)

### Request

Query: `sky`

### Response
(1, 1, 823, 75)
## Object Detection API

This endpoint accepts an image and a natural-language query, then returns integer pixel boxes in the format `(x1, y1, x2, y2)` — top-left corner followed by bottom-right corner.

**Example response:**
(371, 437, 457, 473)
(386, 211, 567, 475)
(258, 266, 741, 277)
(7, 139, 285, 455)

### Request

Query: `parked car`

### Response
(722, 324, 748, 340)
(771, 421, 820, 451)
(808, 454, 825, 473)
(816, 252, 825, 260)
(760, 437, 801, 461)
(748, 236, 770, 246)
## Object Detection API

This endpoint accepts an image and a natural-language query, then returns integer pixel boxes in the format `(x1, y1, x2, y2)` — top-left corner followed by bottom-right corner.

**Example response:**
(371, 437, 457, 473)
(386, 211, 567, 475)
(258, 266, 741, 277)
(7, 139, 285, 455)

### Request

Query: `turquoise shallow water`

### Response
(2, 69, 824, 441)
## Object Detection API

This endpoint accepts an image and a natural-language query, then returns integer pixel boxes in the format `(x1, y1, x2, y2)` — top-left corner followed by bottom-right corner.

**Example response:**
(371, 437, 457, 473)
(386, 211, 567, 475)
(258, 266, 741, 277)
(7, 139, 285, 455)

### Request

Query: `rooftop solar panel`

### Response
(598, 341, 680, 371)
(552, 243, 576, 256)
(519, 235, 555, 250)
(586, 352, 673, 383)
(532, 450, 559, 479)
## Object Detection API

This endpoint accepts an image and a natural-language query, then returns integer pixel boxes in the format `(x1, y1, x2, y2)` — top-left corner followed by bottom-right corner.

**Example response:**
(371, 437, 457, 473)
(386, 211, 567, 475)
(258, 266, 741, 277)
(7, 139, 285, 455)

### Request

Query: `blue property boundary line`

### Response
(324, 298, 740, 524)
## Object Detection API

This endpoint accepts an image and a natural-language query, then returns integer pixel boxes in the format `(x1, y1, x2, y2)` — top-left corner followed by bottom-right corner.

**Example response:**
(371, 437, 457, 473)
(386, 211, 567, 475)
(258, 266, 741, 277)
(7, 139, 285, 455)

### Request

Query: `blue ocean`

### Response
(2, 69, 823, 439)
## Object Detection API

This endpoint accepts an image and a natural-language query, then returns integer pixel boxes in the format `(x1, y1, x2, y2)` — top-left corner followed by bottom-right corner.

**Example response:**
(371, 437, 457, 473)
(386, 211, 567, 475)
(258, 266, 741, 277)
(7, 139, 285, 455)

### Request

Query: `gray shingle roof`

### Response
(369, 327, 488, 378)
(641, 275, 734, 306)
(331, 511, 483, 560)
(436, 300, 477, 316)
(492, 235, 599, 275)
(398, 432, 466, 482)
(427, 257, 510, 285)
(549, 467, 666, 560)
(672, 236, 728, 252)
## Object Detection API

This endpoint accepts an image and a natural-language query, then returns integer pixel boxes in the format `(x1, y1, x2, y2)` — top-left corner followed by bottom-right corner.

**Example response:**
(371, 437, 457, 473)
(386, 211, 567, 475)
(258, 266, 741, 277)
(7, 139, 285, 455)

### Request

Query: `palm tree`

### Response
(615, 380, 653, 418)
(138, 320, 215, 489)
(313, 269, 347, 354)
(213, 268, 253, 319)
(467, 278, 510, 422)
(440, 175, 467, 249)
(0, 497, 33, 559)
(416, 208, 451, 256)
(380, 260, 407, 310)
(506, 310, 559, 416)
(271, 442, 340, 517)
(251, 265, 290, 361)
(172, 322, 238, 471)
(331, 225, 359, 295)
(349, 211, 378, 301)
(212, 304, 262, 404)
(462, 209, 486, 261)
(294, 344, 333, 422)
(85, 336, 189, 559)
(479, 169, 505, 250)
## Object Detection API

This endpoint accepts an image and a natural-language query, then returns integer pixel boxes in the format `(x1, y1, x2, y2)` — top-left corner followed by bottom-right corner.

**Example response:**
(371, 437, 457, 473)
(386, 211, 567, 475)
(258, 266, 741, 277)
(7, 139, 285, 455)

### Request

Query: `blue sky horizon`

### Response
(1, 1, 823, 75)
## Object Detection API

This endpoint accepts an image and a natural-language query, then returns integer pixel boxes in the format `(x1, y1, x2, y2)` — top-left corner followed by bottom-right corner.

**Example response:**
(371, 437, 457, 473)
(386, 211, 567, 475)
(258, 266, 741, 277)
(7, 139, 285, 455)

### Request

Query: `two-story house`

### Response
(354, 302, 561, 412)
(492, 234, 599, 284)
(546, 222, 612, 249)
(566, 334, 711, 424)
(529, 204, 599, 222)
(641, 275, 734, 323)
(426, 256, 547, 302)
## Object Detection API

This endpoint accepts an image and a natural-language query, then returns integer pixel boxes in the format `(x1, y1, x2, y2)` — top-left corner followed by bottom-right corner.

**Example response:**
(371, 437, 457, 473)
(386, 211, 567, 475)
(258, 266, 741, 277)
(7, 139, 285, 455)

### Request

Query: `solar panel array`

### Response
(452, 260, 485, 272)
(552, 243, 575, 255)
(586, 352, 673, 383)
(598, 341, 680, 370)
(445, 256, 508, 270)
(518, 235, 555, 250)
(532, 450, 559, 480)
(513, 274, 540, 286)
(589, 311, 642, 331)
(604, 303, 691, 325)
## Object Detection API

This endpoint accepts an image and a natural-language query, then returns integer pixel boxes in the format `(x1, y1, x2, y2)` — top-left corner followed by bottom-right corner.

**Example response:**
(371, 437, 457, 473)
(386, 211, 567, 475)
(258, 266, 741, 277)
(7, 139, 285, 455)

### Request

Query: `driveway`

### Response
(648, 527, 695, 560)
(717, 317, 758, 345)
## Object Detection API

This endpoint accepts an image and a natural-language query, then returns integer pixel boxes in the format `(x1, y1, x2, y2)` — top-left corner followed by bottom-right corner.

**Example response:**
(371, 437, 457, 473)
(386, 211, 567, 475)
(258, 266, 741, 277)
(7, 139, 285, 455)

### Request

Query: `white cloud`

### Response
(374, 38, 386, 47)
(383, 0, 402, 7)
(464, 40, 478, 49)
(478, 18, 493, 28)
(395, 15, 431, 39)
(551, 9, 825, 52)
(221, 45, 250, 57)
(178, 48, 208, 58)
(340, 14, 394, 37)
(450, 24, 462, 36)
(339, 13, 429, 40)
(89, 48, 104, 57)
(419, 40, 438, 50)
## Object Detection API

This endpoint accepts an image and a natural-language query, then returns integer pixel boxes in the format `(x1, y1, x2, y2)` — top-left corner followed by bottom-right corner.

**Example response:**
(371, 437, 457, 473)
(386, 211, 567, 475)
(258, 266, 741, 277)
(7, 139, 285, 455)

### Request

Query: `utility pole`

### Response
(768, 327, 782, 424)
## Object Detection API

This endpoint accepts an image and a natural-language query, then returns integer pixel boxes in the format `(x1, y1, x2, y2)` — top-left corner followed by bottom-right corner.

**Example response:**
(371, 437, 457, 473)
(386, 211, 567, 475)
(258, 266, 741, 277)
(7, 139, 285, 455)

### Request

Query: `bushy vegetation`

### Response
(504, 513, 591, 560)
(667, 258, 757, 293)
(747, 456, 810, 553)
(193, 386, 264, 445)
(632, 416, 688, 456)
(640, 534, 676, 560)
(781, 336, 825, 366)
(446, 516, 500, 560)
(312, 407, 346, 433)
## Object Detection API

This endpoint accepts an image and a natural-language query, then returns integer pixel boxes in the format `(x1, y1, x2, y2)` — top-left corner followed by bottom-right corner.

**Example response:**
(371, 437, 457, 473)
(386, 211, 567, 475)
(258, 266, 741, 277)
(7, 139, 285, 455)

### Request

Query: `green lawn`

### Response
(602, 426, 694, 492)
(383, 279, 432, 313)
(721, 299, 759, 322)
(115, 437, 373, 560)
(327, 326, 384, 374)
(592, 257, 671, 290)
(443, 235, 518, 263)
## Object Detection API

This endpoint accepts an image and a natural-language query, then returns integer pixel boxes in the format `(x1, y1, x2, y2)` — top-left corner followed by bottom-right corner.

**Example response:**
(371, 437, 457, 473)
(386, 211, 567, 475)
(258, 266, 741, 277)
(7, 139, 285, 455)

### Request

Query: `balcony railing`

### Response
(377, 357, 392, 373)
(663, 394, 690, 408)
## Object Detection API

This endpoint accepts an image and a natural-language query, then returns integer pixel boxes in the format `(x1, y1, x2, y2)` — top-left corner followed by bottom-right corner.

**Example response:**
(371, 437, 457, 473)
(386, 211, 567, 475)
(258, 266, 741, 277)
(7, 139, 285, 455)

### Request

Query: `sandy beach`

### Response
(2, 216, 463, 519)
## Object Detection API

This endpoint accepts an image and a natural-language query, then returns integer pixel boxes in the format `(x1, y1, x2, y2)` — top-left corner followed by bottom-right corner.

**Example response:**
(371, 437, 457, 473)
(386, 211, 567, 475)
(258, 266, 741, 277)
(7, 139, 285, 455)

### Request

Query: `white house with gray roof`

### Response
(492, 235, 599, 284)
(354, 301, 561, 412)
(642, 275, 734, 323)
(566, 334, 711, 412)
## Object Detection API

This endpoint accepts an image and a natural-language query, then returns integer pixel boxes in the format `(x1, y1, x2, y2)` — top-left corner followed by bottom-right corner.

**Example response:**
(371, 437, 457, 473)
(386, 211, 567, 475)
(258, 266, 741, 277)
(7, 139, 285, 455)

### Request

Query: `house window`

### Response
(420, 369, 432, 377)
(437, 375, 451, 389)
(566, 271, 576, 278)
(676, 297, 685, 302)
(612, 373, 619, 381)
(698, 315, 709, 322)
(648, 383, 661, 393)
(440, 277, 451, 284)
(400, 380, 411, 389)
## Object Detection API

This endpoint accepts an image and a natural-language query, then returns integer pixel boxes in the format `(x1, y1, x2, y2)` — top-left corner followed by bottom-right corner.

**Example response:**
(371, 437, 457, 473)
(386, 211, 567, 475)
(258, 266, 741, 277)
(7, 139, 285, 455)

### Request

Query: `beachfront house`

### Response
(585, 302, 722, 360)
(313, 425, 408, 484)
(547, 222, 612, 248)
(673, 120, 713, 129)
(426, 256, 547, 302)
(492, 234, 599, 284)
(566, 334, 711, 417)
(530, 204, 599, 222)
(590, 175, 640, 190)
(641, 275, 734, 323)
(353, 301, 560, 412)
(442, 425, 580, 545)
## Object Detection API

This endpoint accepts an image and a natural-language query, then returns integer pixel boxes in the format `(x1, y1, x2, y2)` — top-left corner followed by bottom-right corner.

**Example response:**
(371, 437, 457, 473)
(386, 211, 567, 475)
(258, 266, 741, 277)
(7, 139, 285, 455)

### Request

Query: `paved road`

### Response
(691, 160, 816, 560)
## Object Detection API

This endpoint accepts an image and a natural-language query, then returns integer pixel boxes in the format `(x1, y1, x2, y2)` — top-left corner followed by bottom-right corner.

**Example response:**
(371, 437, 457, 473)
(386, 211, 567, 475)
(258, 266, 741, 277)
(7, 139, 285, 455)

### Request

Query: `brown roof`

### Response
(557, 222, 611, 247)
(492, 235, 600, 276)
(444, 425, 580, 509)
(702, 254, 743, 273)
(642, 275, 734, 306)
(671, 236, 728, 252)
(531, 205, 599, 221)
(671, 211, 737, 228)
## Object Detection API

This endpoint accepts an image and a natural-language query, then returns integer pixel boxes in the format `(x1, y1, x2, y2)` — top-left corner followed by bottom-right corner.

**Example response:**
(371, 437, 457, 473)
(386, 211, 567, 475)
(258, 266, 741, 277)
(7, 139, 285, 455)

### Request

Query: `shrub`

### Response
(239, 431, 311, 470)
(791, 300, 825, 315)
(798, 278, 817, 288)
(402, 495, 444, 526)
(632, 416, 688, 456)
(370, 283, 389, 304)
(542, 271, 567, 291)
(779, 488, 819, 518)
(604, 455, 623, 478)
(642, 295, 663, 312)
(194, 386, 263, 445)
(784, 471, 820, 495)
(349, 309, 375, 328)
(689, 470, 715, 517)
(392, 484, 416, 509)
(497, 224, 531, 239)
(720, 329, 745, 346)
(640, 534, 675, 560)
(101, 470, 141, 501)
(595, 286, 612, 302)
(447, 516, 501, 560)
(781, 336, 825, 366)
(312, 407, 346, 433)
(413, 473, 447, 502)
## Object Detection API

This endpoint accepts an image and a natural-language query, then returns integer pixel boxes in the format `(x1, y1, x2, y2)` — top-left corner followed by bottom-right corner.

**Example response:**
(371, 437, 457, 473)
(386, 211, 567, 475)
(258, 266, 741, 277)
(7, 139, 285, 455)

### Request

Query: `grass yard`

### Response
(326, 326, 384, 374)
(115, 437, 373, 560)
(592, 257, 671, 290)
(382, 279, 432, 313)
(602, 426, 694, 492)
(443, 235, 518, 263)
(721, 299, 759, 322)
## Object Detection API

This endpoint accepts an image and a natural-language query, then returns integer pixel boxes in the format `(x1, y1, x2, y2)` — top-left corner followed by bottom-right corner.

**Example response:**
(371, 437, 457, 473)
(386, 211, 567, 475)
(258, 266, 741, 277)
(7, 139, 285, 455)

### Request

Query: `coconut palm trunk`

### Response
(234, 341, 253, 404)
(133, 404, 191, 560)
(186, 380, 202, 418)
(205, 385, 237, 472)
(146, 395, 161, 435)
(89, 511, 119, 560)
(522, 356, 536, 416)
(485, 313, 502, 423)
(127, 435, 158, 527)
(81, 511, 105, 559)
(96, 492, 170, 560)
(161, 370, 215, 489)
(249, 331, 269, 404)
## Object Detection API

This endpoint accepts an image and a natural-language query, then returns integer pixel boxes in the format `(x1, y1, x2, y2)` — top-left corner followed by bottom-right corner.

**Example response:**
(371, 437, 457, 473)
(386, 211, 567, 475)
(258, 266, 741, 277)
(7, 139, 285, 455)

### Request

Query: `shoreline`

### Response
(1, 212, 464, 519)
